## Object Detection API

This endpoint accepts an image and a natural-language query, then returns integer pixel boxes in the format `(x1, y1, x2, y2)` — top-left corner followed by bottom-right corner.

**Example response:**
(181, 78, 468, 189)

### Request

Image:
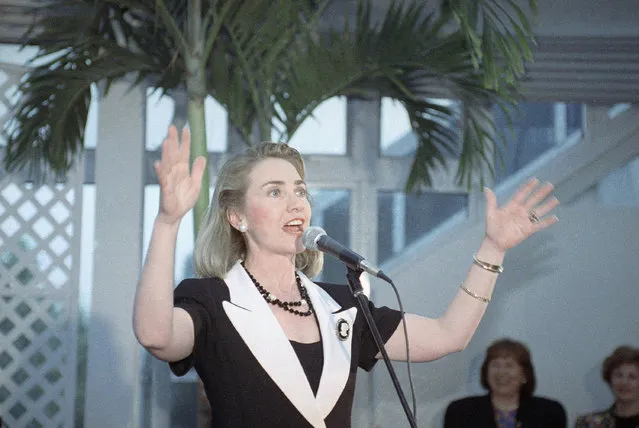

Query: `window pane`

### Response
(143, 185, 198, 282)
(494, 102, 583, 184)
(380, 98, 414, 156)
(608, 103, 631, 119)
(146, 90, 175, 150)
(309, 189, 350, 283)
(204, 97, 228, 152)
(171, 382, 198, 428)
(84, 86, 99, 149)
(273, 97, 347, 155)
(0, 44, 39, 65)
(377, 191, 467, 263)
(146, 90, 227, 152)
(380, 97, 460, 157)
(144, 186, 350, 283)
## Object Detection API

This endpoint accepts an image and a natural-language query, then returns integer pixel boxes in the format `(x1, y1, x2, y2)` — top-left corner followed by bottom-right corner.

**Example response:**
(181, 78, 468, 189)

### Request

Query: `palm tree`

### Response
(2, 0, 536, 234)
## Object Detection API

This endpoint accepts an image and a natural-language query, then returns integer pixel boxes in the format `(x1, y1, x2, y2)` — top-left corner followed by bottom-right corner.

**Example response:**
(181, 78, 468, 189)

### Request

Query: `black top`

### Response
(290, 340, 323, 396)
(616, 413, 639, 428)
(444, 394, 567, 428)
(575, 407, 639, 428)
(169, 274, 402, 428)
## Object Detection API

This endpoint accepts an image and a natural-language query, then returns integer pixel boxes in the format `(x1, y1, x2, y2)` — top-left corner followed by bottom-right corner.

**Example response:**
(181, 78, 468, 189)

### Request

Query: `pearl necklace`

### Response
(241, 262, 314, 317)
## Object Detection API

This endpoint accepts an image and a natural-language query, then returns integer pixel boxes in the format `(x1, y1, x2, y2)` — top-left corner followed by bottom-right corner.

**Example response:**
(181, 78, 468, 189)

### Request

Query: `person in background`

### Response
(444, 338, 567, 428)
(575, 345, 639, 428)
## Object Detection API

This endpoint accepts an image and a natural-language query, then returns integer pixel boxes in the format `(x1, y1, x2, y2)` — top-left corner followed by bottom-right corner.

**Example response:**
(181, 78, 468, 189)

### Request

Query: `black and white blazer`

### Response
(169, 261, 402, 428)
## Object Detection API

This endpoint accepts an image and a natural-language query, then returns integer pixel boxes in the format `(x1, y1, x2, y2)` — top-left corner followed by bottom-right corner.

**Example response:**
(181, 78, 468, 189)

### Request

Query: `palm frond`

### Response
(3, 0, 185, 179)
(3, 0, 536, 193)
(4, 42, 158, 179)
(440, 0, 537, 90)
(274, 0, 534, 191)
(208, 0, 323, 141)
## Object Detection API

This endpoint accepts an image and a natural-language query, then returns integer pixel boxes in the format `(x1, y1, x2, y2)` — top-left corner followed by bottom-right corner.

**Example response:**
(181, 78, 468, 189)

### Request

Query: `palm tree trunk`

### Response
(185, 1, 213, 426)
(187, 95, 210, 234)
(185, 0, 210, 237)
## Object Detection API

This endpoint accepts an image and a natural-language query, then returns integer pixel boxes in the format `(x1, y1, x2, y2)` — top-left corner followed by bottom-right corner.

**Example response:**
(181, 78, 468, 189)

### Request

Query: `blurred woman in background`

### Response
(575, 345, 639, 428)
(444, 338, 566, 427)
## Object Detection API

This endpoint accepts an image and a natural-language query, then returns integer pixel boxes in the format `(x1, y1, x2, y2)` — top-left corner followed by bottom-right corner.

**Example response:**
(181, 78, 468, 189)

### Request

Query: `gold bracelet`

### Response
(473, 254, 504, 274)
(460, 284, 491, 303)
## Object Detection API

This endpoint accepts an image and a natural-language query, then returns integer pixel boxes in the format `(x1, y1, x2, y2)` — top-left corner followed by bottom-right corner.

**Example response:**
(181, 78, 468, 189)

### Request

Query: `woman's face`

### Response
(487, 355, 527, 397)
(610, 363, 639, 403)
(237, 157, 311, 258)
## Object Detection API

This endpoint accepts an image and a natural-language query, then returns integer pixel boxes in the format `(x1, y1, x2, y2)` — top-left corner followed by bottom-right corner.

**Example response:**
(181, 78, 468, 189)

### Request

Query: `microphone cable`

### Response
(382, 277, 417, 423)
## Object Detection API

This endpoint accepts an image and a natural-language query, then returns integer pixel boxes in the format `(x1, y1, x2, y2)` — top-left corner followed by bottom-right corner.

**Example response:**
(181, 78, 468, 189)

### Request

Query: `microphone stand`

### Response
(344, 266, 418, 428)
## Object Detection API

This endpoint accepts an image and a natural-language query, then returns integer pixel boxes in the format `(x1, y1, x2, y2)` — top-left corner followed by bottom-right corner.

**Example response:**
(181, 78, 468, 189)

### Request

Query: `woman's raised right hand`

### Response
(154, 125, 207, 225)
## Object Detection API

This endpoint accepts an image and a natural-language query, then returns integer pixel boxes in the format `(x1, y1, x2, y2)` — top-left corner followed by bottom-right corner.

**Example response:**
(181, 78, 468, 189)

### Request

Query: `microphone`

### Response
(302, 226, 392, 283)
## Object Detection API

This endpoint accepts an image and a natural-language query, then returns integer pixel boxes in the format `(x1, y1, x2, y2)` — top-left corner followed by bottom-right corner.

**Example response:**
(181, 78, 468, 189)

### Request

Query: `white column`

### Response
(347, 95, 381, 428)
(554, 102, 567, 144)
(84, 81, 146, 427)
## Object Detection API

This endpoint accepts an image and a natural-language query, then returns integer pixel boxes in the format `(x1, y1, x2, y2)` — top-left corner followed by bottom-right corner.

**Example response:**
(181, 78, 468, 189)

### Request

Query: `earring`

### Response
(238, 223, 247, 233)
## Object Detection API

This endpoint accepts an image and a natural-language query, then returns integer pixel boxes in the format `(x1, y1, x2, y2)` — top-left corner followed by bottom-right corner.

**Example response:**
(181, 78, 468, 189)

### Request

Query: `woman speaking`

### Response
(132, 126, 560, 427)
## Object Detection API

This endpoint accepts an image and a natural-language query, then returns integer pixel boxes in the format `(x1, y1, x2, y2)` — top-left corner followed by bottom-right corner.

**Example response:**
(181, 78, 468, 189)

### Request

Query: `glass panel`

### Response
(0, 44, 69, 68)
(380, 97, 460, 157)
(380, 98, 414, 156)
(146, 89, 228, 152)
(309, 189, 350, 283)
(608, 103, 631, 119)
(494, 102, 583, 184)
(84, 86, 99, 149)
(377, 191, 468, 263)
(143, 185, 198, 282)
(0, 44, 39, 65)
(171, 382, 199, 428)
(204, 97, 228, 153)
(143, 187, 350, 283)
(273, 97, 347, 155)
(145, 90, 175, 150)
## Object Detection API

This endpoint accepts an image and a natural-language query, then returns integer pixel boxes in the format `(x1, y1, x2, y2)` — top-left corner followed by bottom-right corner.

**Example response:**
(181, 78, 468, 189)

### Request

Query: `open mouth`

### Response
(283, 219, 304, 234)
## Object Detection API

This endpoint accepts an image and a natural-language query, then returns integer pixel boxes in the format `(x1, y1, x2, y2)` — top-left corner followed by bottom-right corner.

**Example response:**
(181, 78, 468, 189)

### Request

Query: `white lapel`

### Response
(298, 273, 357, 419)
(222, 262, 326, 428)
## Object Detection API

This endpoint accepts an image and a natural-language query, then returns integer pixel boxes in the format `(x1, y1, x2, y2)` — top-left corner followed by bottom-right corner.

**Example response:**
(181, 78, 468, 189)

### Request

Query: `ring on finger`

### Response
(528, 210, 540, 224)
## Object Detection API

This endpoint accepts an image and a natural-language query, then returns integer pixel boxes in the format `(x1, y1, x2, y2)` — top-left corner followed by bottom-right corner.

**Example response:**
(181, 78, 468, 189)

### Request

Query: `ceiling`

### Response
(1, 0, 639, 46)
(0, 0, 46, 45)
(1, 0, 638, 102)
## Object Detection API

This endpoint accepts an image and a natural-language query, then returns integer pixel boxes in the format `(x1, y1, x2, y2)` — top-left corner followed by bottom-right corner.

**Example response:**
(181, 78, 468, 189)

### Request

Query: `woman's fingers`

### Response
(530, 196, 560, 218)
(158, 126, 192, 177)
(483, 187, 498, 215)
(191, 156, 207, 189)
(510, 177, 540, 205)
(533, 214, 559, 231)
(166, 125, 180, 165)
(180, 127, 191, 163)
(524, 181, 555, 210)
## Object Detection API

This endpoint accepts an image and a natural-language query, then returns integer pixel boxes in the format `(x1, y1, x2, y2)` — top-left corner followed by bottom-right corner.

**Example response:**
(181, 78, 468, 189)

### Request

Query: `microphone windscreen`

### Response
(301, 226, 326, 250)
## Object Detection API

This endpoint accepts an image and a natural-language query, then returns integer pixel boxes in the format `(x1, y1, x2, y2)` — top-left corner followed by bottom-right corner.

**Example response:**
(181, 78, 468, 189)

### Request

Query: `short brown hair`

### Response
(480, 338, 536, 397)
(601, 345, 639, 385)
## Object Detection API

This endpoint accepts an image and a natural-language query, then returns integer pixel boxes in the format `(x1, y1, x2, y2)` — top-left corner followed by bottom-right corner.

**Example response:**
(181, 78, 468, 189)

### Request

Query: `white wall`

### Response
(368, 182, 639, 427)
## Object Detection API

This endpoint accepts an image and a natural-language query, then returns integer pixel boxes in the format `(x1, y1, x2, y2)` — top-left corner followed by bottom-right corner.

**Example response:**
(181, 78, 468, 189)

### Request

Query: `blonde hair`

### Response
(194, 142, 323, 279)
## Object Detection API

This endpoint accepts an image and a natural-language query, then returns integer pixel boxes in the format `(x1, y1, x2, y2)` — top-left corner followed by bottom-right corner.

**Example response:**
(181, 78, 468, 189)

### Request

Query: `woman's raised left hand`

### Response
(484, 177, 559, 252)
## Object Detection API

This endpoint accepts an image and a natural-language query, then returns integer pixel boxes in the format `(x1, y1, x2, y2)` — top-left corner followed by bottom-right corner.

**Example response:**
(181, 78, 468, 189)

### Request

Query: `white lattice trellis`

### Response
(1, 63, 82, 428)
